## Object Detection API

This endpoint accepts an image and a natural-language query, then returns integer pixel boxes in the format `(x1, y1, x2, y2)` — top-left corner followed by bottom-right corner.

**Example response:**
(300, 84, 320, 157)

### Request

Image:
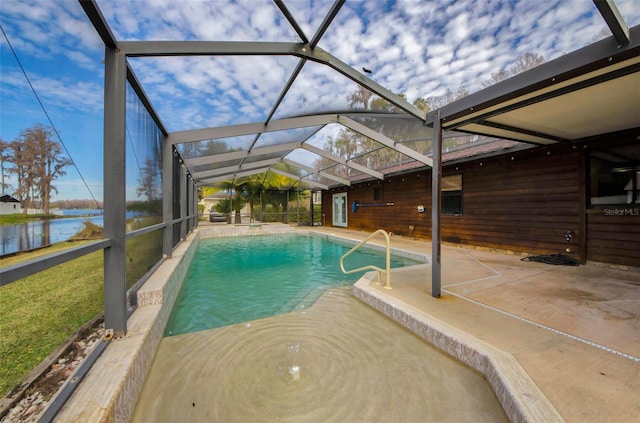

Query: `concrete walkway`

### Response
(306, 227, 640, 423)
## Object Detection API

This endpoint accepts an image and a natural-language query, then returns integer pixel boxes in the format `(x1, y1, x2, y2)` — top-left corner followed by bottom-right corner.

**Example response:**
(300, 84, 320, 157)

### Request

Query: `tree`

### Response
(136, 157, 160, 201)
(0, 138, 11, 195)
(237, 179, 264, 222)
(481, 69, 510, 89)
(216, 181, 247, 223)
(412, 97, 430, 113)
(509, 52, 545, 75)
(31, 126, 72, 214)
(347, 85, 375, 110)
(7, 124, 72, 214)
(8, 137, 36, 213)
(481, 52, 546, 89)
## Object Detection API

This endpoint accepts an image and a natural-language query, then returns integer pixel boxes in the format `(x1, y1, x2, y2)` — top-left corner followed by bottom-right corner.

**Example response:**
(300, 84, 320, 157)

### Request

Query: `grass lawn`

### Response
(0, 219, 166, 398)
(0, 241, 104, 397)
(0, 214, 57, 225)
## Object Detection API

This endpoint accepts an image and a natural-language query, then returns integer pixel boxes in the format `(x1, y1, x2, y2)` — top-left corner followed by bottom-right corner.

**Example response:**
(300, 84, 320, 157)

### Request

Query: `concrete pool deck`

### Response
(53, 224, 639, 422)
(309, 227, 640, 423)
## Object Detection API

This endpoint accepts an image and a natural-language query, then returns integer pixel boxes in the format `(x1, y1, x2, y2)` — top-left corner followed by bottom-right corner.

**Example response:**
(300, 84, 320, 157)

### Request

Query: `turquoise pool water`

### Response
(164, 234, 420, 336)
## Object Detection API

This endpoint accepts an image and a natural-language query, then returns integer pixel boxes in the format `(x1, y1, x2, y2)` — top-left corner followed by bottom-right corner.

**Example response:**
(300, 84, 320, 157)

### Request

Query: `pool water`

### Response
(164, 234, 420, 336)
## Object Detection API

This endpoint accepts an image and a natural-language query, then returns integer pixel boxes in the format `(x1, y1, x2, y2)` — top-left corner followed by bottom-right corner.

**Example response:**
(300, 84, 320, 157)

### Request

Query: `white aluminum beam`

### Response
(345, 160, 384, 180)
(338, 116, 433, 167)
(302, 143, 383, 180)
(282, 158, 351, 186)
(281, 158, 318, 175)
(302, 143, 346, 165)
(269, 168, 329, 190)
(191, 157, 281, 179)
(200, 166, 273, 184)
(184, 141, 301, 167)
(169, 115, 336, 145)
(297, 179, 329, 190)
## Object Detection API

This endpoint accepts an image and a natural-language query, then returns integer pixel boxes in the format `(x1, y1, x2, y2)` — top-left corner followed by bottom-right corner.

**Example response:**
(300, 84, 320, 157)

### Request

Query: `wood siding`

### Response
(445, 149, 583, 259)
(322, 133, 640, 268)
(586, 209, 640, 267)
(325, 171, 431, 239)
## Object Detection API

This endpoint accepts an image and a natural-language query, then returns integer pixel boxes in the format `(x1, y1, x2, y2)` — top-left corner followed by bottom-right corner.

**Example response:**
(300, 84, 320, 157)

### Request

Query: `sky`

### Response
(1, 0, 638, 202)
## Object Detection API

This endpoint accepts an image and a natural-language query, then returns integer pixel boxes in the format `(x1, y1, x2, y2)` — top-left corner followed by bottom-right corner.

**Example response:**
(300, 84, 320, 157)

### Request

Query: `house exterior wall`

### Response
(444, 146, 583, 259)
(0, 202, 22, 215)
(586, 210, 640, 266)
(322, 131, 640, 268)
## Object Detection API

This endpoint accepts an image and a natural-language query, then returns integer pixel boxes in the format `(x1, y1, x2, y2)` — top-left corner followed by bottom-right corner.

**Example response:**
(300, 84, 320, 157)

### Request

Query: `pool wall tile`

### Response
(199, 223, 295, 239)
(305, 230, 429, 263)
(353, 277, 564, 423)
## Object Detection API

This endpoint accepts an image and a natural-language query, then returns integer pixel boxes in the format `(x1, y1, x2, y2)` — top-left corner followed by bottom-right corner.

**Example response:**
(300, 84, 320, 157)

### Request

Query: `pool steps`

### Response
(275, 286, 328, 315)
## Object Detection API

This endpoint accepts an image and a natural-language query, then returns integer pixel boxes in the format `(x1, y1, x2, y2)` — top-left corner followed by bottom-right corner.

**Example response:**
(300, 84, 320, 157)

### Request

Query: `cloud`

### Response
(2, 0, 635, 180)
(61, 0, 621, 116)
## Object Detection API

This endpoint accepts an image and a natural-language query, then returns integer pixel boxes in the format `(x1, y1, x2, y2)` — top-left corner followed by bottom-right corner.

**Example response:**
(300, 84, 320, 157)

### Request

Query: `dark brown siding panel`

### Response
(322, 150, 583, 257)
(587, 209, 640, 267)
(443, 149, 582, 258)
(321, 135, 639, 268)
(345, 173, 431, 238)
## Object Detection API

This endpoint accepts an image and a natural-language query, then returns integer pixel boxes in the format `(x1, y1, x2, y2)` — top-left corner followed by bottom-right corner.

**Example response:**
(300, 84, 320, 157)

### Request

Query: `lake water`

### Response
(0, 210, 104, 256)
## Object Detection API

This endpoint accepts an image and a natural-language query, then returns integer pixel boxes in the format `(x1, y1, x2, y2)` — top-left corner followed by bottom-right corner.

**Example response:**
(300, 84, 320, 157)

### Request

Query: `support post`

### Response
(286, 190, 289, 223)
(103, 46, 128, 335)
(310, 190, 314, 225)
(578, 148, 587, 263)
(180, 163, 187, 240)
(192, 181, 198, 229)
(185, 177, 191, 232)
(229, 187, 233, 224)
(162, 140, 173, 258)
(431, 110, 442, 298)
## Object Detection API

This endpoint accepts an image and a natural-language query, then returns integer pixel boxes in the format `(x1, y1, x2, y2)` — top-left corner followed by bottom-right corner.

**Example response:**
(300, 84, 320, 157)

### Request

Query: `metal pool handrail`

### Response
(339, 229, 392, 289)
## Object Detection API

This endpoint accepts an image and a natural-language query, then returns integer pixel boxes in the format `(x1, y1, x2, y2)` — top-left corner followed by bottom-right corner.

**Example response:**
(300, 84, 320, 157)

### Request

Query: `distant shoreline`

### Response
(0, 212, 103, 225)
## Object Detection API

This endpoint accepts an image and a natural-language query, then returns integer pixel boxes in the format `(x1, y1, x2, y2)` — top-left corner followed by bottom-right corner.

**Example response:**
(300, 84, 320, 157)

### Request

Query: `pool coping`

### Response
(354, 272, 565, 423)
(52, 227, 561, 422)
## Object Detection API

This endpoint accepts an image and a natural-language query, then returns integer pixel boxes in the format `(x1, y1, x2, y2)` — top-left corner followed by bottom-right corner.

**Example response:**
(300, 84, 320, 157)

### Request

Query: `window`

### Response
(589, 144, 640, 206)
(373, 185, 382, 201)
(442, 174, 462, 215)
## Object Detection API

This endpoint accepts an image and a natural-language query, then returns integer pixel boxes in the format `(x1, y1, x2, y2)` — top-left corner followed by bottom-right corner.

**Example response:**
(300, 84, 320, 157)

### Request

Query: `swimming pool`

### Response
(165, 233, 421, 336)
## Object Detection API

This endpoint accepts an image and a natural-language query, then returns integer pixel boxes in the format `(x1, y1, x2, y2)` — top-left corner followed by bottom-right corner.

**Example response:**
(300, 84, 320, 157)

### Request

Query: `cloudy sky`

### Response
(1, 0, 638, 201)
